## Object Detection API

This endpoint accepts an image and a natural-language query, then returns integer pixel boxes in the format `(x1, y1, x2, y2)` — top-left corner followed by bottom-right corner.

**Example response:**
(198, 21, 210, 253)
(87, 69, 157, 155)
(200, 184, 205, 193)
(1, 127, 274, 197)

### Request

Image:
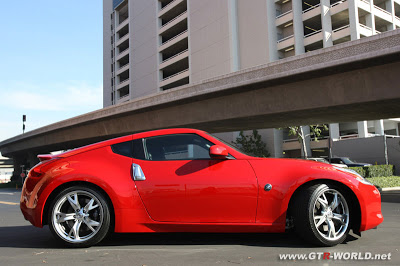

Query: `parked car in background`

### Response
(307, 158, 348, 168)
(330, 157, 372, 167)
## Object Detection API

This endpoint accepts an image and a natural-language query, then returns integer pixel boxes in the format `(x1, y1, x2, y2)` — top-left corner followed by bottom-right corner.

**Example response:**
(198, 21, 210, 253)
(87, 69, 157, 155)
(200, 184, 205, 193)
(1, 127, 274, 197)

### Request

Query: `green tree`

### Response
(287, 125, 328, 158)
(232, 130, 270, 157)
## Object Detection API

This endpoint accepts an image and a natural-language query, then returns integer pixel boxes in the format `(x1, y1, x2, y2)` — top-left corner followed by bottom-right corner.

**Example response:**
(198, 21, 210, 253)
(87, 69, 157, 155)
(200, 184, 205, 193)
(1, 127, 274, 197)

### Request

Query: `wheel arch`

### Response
(285, 179, 361, 232)
(42, 181, 115, 231)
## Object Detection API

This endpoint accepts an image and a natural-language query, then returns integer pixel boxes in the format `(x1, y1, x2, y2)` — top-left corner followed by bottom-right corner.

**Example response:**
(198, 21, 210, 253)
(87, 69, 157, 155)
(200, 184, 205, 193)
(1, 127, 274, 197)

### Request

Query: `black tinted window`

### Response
(111, 139, 146, 159)
(144, 134, 214, 161)
(111, 141, 132, 157)
(132, 138, 146, 160)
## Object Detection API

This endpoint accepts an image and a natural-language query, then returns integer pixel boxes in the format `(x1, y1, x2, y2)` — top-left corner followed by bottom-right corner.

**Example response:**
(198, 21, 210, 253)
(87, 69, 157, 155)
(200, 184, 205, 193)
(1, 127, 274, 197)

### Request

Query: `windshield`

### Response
(342, 158, 355, 164)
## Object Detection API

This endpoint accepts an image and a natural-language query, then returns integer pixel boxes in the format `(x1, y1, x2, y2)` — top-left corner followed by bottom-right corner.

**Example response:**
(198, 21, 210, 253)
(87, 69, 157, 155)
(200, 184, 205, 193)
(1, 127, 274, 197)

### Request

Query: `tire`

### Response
(293, 183, 350, 246)
(48, 186, 111, 247)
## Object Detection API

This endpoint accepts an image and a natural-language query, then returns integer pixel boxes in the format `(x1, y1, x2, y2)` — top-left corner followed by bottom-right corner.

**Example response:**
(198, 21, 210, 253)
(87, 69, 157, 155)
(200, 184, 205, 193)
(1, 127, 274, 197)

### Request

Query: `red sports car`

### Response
(20, 128, 383, 247)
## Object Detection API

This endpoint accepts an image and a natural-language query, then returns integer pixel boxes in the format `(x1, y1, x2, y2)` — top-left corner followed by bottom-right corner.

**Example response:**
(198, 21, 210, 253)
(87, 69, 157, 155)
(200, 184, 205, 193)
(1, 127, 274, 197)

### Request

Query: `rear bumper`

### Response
(359, 183, 383, 231)
(20, 180, 43, 228)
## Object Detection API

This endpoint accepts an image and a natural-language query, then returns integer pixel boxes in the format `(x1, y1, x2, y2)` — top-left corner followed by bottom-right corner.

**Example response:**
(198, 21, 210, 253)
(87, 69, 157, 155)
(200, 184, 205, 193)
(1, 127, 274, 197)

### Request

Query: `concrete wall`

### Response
(103, 0, 113, 107)
(332, 136, 386, 165)
(130, 0, 158, 98)
(333, 136, 400, 174)
(237, 0, 269, 69)
(387, 137, 400, 175)
(188, 0, 231, 83)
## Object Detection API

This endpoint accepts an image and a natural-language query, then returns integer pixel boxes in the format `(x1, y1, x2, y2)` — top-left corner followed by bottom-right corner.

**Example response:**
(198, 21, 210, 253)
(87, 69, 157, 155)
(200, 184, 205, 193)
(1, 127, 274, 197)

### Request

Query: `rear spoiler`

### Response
(37, 154, 54, 162)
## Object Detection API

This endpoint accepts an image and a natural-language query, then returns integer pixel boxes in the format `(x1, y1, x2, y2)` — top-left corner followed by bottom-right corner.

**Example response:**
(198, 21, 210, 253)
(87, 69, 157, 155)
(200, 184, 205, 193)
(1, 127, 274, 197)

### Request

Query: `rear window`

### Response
(111, 139, 146, 159)
(111, 141, 132, 157)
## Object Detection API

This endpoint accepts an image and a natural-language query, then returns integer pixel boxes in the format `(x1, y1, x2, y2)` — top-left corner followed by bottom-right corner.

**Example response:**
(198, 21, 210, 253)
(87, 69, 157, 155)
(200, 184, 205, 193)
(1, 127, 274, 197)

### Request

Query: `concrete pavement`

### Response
(0, 188, 399, 265)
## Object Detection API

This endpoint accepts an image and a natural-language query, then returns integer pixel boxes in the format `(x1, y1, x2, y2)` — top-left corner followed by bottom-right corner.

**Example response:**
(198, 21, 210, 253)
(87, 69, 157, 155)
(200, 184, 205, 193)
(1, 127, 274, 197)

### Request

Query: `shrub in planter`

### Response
(365, 165, 394, 178)
(349, 165, 394, 178)
(348, 167, 366, 177)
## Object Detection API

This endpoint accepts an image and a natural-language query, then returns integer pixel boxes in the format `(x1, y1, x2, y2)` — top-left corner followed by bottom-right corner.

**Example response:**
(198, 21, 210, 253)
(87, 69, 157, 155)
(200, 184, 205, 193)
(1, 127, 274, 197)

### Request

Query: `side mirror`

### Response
(209, 145, 228, 159)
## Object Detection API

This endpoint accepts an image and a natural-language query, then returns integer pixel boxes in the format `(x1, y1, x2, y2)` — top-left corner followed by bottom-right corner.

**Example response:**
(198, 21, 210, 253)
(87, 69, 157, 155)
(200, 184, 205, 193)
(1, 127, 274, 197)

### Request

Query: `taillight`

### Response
(29, 158, 60, 178)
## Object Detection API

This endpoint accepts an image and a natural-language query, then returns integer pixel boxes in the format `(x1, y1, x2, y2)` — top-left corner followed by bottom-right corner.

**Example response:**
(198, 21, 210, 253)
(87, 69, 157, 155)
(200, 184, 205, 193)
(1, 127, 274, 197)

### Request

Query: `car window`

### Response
(111, 141, 132, 157)
(132, 139, 146, 160)
(143, 134, 215, 161)
(111, 139, 146, 159)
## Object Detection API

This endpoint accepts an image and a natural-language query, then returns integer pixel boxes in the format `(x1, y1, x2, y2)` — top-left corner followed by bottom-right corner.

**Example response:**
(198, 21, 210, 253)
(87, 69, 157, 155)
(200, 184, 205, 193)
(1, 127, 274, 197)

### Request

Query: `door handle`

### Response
(132, 163, 146, 181)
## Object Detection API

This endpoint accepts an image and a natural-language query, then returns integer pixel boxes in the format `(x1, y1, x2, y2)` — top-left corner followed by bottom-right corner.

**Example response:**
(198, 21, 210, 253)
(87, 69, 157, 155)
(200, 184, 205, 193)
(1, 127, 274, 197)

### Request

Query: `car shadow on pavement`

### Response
(0, 225, 63, 249)
(0, 225, 359, 249)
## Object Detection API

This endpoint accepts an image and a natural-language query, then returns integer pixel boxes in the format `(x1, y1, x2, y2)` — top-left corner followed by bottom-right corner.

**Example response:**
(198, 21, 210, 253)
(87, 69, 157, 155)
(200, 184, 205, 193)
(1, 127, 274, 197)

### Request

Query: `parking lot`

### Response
(0, 188, 399, 265)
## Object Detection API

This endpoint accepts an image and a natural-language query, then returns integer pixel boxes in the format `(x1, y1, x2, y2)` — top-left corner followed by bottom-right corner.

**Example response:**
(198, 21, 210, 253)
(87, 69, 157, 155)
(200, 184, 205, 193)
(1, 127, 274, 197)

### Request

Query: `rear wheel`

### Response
(48, 186, 111, 247)
(293, 184, 350, 246)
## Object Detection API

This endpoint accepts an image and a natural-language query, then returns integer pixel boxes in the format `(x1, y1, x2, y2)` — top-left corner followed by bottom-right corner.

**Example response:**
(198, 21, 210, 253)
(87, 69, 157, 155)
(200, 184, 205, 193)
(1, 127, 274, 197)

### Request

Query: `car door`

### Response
(132, 133, 258, 223)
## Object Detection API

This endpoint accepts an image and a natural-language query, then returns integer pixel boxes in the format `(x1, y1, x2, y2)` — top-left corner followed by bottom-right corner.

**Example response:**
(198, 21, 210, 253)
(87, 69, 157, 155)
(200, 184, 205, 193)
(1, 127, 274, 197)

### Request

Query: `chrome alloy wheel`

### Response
(312, 188, 349, 241)
(52, 190, 104, 243)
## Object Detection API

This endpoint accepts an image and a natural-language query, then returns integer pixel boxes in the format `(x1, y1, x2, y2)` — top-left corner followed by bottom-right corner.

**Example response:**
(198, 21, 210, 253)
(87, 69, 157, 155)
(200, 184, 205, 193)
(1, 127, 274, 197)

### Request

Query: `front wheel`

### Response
(293, 184, 350, 246)
(48, 186, 111, 247)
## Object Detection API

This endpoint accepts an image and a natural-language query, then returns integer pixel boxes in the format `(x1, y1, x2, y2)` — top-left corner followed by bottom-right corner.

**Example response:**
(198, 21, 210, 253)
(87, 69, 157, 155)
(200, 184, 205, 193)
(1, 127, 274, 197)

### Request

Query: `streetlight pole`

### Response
(22, 115, 26, 134)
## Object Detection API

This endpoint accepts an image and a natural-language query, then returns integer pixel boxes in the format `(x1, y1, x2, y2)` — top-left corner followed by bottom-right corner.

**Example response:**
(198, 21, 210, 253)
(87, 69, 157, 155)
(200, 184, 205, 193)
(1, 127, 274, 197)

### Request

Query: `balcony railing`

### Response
(359, 23, 372, 31)
(359, 0, 369, 5)
(374, 5, 392, 16)
(119, 63, 129, 70)
(161, 49, 188, 64)
(304, 29, 322, 38)
(277, 34, 294, 43)
(118, 31, 129, 40)
(119, 93, 129, 100)
(276, 10, 292, 19)
(333, 24, 350, 32)
(119, 78, 129, 85)
(303, 3, 320, 14)
(118, 17, 129, 26)
(118, 47, 129, 55)
(159, 0, 178, 13)
(160, 30, 188, 46)
(160, 11, 187, 29)
(162, 68, 189, 81)
(331, 0, 347, 8)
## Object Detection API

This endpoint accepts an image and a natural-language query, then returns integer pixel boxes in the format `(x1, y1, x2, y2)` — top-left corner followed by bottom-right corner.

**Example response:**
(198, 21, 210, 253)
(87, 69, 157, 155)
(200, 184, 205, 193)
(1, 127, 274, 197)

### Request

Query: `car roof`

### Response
(57, 128, 207, 158)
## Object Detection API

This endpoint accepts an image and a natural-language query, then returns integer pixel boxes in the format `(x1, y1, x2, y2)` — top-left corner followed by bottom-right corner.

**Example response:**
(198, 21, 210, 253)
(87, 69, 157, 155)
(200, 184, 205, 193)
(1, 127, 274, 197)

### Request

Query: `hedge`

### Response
(349, 165, 394, 178)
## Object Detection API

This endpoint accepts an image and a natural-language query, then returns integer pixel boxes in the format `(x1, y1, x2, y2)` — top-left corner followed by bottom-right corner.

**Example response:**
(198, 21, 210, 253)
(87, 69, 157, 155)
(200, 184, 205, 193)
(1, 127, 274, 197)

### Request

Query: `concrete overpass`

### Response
(1, 29, 400, 175)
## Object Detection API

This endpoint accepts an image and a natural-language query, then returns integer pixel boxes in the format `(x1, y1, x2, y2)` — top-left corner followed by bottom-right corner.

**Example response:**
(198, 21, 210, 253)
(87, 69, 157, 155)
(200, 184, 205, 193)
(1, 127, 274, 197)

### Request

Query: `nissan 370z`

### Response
(20, 128, 383, 247)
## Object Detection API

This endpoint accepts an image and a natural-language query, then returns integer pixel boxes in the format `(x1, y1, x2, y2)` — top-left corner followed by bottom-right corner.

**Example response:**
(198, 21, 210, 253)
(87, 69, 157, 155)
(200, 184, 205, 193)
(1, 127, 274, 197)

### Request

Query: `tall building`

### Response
(103, 0, 400, 171)
(103, 0, 400, 106)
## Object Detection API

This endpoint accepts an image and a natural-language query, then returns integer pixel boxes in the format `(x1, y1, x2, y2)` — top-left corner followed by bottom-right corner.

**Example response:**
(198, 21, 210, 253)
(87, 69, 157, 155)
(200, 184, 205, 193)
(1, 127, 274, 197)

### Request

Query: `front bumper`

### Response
(358, 183, 383, 231)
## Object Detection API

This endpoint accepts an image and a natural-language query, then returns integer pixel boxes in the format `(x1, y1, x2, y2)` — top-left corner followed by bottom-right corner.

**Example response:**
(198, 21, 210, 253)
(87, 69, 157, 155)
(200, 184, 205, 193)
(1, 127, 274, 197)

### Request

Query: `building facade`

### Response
(103, 0, 400, 106)
(103, 0, 400, 170)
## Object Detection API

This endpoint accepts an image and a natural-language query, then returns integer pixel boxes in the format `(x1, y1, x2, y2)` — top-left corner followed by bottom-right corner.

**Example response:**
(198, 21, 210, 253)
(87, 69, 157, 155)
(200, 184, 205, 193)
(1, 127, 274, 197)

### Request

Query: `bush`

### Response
(348, 167, 366, 177)
(365, 165, 394, 178)
(366, 176, 400, 188)
(349, 165, 394, 178)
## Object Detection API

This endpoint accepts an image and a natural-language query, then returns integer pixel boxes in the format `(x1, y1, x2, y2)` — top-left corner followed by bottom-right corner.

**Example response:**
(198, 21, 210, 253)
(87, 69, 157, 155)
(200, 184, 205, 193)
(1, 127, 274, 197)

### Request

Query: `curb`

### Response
(381, 187, 400, 192)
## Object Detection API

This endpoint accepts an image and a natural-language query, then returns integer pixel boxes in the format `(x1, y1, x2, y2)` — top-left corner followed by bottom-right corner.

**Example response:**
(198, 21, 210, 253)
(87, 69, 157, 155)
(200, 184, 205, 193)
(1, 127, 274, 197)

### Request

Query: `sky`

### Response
(0, 1, 103, 144)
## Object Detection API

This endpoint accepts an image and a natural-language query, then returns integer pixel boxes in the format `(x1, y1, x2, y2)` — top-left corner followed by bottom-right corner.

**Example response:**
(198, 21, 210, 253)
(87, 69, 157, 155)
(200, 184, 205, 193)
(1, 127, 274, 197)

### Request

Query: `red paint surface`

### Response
(20, 128, 383, 233)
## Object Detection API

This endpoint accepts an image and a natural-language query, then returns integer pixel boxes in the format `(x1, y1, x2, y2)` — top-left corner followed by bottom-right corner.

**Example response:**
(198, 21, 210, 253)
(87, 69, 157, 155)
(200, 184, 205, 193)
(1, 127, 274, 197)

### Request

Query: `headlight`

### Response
(333, 166, 372, 185)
